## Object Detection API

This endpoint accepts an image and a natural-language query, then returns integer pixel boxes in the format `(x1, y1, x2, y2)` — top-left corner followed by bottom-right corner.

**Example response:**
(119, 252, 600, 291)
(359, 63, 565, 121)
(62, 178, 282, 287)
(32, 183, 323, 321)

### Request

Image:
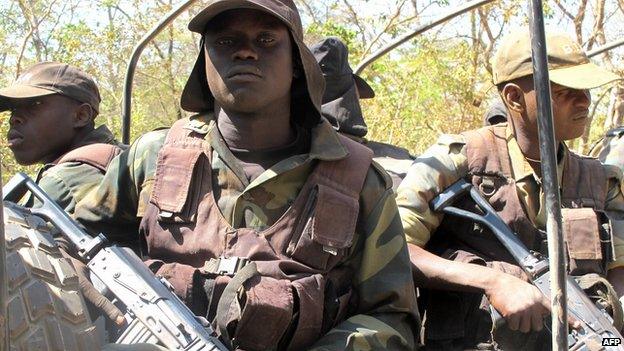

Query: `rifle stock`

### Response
(3, 173, 229, 351)
(431, 179, 624, 350)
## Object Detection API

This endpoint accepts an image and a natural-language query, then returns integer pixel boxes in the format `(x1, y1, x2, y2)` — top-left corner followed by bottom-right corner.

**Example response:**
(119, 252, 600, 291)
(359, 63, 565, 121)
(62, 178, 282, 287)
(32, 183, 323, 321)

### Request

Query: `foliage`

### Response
(0, 0, 623, 183)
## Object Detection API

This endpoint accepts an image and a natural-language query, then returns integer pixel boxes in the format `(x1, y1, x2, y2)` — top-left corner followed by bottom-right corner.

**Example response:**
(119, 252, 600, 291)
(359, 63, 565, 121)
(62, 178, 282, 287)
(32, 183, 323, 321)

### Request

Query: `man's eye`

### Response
(258, 36, 275, 44)
(217, 38, 234, 46)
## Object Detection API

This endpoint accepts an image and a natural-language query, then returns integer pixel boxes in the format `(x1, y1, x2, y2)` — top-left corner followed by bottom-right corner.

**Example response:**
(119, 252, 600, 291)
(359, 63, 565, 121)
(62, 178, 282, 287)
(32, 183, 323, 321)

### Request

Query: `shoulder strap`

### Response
(463, 125, 512, 178)
(163, 117, 205, 149)
(561, 151, 607, 210)
(314, 134, 374, 197)
(150, 117, 207, 215)
(56, 143, 122, 172)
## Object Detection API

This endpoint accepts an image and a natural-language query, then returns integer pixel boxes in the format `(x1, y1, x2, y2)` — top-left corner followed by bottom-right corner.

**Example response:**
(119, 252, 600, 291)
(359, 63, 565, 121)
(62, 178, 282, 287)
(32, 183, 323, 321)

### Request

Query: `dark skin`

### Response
(503, 76, 624, 298)
(410, 76, 601, 334)
(7, 94, 95, 165)
(203, 9, 295, 151)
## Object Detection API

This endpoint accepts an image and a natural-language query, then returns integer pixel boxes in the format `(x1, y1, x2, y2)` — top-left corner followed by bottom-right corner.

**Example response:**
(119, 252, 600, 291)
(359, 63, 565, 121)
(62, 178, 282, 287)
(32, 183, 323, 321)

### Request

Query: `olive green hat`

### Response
(180, 0, 325, 122)
(492, 30, 621, 89)
(0, 62, 101, 113)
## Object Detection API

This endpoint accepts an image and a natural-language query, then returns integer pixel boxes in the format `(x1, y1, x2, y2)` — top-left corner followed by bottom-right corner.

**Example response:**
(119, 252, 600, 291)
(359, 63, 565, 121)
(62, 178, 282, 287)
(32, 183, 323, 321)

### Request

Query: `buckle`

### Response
(202, 256, 249, 276)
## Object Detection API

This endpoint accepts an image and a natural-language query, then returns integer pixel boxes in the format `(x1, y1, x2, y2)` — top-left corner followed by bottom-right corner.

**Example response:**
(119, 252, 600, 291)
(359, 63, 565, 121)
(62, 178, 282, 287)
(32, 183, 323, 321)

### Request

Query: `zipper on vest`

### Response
(286, 186, 318, 256)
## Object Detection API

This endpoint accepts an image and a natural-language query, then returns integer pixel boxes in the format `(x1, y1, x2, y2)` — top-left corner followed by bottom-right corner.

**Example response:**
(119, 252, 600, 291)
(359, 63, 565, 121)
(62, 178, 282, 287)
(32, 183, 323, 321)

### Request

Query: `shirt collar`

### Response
(185, 113, 349, 163)
(505, 124, 566, 183)
(75, 125, 119, 148)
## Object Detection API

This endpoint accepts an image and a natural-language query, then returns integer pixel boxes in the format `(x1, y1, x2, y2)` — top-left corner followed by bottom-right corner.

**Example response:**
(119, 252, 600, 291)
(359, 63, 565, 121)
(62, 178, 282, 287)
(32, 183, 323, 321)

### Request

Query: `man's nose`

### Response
(9, 113, 24, 126)
(576, 89, 591, 108)
(232, 40, 258, 61)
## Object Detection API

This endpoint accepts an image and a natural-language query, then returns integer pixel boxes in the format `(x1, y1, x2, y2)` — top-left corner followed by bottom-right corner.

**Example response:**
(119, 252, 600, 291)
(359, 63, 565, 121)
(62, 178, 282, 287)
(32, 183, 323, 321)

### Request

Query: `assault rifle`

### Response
(431, 179, 624, 350)
(3, 173, 229, 351)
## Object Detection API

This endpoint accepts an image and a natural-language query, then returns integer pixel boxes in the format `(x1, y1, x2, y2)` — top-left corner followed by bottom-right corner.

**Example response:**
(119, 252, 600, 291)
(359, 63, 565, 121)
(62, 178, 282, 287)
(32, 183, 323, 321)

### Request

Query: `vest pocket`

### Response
(562, 208, 605, 275)
(150, 145, 204, 222)
(288, 184, 358, 271)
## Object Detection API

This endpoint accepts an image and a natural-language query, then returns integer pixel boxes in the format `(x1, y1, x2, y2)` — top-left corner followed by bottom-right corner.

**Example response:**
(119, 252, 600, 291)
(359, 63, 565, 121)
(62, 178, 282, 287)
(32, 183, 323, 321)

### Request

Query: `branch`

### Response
(342, 0, 367, 44)
(360, 0, 407, 59)
(552, 0, 575, 20)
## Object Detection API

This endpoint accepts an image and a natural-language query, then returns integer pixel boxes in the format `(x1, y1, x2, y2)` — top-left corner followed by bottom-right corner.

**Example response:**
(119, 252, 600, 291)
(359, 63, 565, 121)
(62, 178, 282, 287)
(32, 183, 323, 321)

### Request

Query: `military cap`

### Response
(492, 29, 621, 89)
(311, 37, 374, 101)
(0, 62, 101, 113)
(180, 0, 324, 119)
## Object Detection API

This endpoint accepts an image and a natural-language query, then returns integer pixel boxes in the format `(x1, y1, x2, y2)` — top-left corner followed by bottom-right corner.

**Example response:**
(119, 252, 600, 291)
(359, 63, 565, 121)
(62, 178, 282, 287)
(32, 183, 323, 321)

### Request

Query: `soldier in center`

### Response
(74, 0, 419, 349)
(397, 30, 624, 349)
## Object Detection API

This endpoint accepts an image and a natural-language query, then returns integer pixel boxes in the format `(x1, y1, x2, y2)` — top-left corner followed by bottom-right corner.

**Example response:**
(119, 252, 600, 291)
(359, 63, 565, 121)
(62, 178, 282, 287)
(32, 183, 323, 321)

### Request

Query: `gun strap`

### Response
(575, 273, 624, 332)
(214, 262, 258, 349)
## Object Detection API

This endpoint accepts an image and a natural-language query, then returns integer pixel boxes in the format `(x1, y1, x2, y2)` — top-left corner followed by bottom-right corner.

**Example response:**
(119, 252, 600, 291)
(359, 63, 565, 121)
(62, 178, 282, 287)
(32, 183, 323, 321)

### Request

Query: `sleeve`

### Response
(395, 134, 469, 247)
(309, 168, 420, 351)
(73, 130, 167, 246)
(602, 163, 624, 270)
(37, 170, 75, 212)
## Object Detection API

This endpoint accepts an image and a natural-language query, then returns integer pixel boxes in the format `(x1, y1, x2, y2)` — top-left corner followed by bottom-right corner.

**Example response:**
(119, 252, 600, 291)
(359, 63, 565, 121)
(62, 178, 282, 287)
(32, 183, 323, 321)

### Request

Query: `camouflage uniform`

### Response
(75, 113, 419, 350)
(397, 123, 624, 266)
(589, 127, 624, 174)
(397, 123, 624, 349)
(31, 125, 123, 212)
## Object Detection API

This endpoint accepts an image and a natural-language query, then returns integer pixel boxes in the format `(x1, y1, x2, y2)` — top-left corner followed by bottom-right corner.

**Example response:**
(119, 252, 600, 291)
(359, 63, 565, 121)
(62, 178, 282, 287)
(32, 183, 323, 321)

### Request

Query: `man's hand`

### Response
(61, 250, 126, 326)
(485, 274, 580, 333)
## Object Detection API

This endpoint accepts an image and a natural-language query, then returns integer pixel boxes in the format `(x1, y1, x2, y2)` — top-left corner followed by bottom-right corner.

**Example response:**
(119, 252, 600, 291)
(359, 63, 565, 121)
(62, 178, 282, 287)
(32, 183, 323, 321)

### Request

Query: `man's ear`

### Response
(73, 103, 95, 128)
(501, 83, 525, 114)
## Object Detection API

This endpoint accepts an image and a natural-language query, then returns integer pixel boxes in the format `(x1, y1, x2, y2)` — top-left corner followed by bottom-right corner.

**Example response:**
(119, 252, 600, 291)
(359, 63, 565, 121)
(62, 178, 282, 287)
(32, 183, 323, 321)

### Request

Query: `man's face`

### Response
(203, 9, 294, 113)
(522, 82, 591, 141)
(7, 94, 78, 165)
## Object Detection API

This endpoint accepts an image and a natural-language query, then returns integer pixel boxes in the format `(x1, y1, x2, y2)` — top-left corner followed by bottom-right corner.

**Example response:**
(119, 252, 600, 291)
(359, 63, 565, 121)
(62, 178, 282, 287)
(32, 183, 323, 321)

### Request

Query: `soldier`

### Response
(312, 37, 415, 190)
(1, 62, 124, 213)
(1, 62, 129, 330)
(589, 126, 624, 173)
(74, 0, 419, 350)
(397, 30, 623, 349)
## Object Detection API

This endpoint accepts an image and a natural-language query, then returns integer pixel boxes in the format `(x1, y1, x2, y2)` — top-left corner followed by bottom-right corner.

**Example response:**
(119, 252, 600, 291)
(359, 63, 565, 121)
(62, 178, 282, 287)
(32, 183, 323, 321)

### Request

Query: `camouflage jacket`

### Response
(33, 125, 124, 213)
(345, 135, 415, 191)
(397, 123, 624, 269)
(74, 114, 420, 350)
(590, 127, 624, 175)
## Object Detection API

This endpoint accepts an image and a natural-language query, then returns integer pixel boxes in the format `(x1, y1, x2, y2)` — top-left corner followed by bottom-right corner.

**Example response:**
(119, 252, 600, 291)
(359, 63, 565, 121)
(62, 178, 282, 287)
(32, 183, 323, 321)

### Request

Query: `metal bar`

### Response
(588, 37, 624, 58)
(528, 0, 567, 349)
(121, 0, 199, 144)
(0, 167, 7, 351)
(354, 0, 495, 75)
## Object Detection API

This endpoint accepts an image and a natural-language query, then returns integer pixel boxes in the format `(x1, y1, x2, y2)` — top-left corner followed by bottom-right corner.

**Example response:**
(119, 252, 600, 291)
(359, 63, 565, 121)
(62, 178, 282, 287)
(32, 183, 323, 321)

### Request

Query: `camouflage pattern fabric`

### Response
(589, 127, 624, 175)
(74, 114, 420, 350)
(30, 125, 123, 213)
(397, 123, 624, 269)
(346, 136, 415, 192)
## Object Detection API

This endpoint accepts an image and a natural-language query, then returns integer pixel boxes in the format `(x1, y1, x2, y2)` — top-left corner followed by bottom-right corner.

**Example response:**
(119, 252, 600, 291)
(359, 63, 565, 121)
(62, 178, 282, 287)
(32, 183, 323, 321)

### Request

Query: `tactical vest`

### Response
(139, 118, 373, 350)
(56, 143, 123, 172)
(429, 125, 613, 276)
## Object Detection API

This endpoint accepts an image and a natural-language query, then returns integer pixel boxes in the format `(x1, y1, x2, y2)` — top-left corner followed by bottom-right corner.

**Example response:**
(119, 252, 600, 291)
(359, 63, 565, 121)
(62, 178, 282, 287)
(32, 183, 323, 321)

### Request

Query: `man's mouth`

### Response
(7, 130, 24, 147)
(227, 67, 262, 81)
(571, 111, 589, 121)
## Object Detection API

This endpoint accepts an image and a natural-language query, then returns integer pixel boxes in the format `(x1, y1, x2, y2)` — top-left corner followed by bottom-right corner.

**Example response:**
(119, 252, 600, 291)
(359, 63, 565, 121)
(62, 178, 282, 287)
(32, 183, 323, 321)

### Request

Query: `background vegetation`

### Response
(1, 0, 623, 182)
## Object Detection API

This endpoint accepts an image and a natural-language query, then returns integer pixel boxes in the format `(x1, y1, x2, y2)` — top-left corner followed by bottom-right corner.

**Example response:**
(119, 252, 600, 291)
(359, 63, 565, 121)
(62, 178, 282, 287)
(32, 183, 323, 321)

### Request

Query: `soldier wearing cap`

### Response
(1, 62, 123, 213)
(0, 62, 128, 328)
(397, 30, 624, 349)
(311, 37, 415, 190)
(74, 0, 419, 350)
